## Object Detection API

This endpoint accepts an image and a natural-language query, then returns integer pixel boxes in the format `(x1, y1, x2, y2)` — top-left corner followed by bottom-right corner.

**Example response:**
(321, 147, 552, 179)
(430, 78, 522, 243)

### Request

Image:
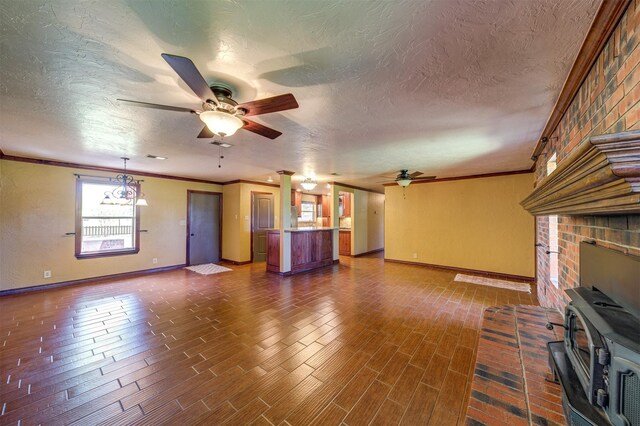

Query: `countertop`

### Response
(339, 228, 352, 232)
(285, 227, 338, 232)
(265, 227, 341, 232)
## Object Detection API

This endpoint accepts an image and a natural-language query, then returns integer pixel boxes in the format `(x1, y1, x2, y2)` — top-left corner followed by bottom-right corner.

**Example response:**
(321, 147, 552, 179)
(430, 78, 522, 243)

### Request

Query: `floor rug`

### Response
(454, 273, 531, 293)
(185, 263, 232, 275)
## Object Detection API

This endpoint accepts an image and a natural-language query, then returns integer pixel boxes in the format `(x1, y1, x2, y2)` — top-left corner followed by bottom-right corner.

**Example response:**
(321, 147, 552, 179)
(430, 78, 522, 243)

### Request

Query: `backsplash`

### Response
(339, 217, 351, 229)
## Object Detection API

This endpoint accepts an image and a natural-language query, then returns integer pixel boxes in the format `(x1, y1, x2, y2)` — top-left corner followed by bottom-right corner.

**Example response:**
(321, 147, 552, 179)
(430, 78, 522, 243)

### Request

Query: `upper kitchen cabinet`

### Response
(291, 190, 302, 214)
(339, 192, 351, 217)
(321, 195, 331, 226)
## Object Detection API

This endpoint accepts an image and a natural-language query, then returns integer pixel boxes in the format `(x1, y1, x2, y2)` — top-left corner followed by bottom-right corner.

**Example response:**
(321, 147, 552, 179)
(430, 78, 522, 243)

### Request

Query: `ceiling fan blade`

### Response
(237, 93, 299, 117)
(242, 118, 282, 139)
(117, 99, 195, 113)
(412, 176, 437, 180)
(161, 53, 216, 103)
(409, 171, 424, 178)
(197, 126, 215, 139)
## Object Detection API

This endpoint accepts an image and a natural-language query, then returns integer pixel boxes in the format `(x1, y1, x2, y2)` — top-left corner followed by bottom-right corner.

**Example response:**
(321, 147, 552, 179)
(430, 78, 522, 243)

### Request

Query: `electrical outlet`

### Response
(43, 270, 52, 279)
(412, 253, 418, 259)
(152, 258, 158, 264)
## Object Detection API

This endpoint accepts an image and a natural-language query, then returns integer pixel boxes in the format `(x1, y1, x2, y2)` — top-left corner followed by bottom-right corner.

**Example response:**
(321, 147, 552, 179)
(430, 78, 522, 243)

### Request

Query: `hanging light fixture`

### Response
(199, 111, 244, 137)
(300, 178, 317, 191)
(101, 157, 148, 206)
(396, 178, 412, 187)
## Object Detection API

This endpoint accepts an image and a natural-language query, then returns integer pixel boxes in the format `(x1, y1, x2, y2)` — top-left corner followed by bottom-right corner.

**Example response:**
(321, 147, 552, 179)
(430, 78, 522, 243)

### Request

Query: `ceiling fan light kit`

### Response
(199, 110, 244, 137)
(390, 169, 436, 187)
(300, 178, 318, 191)
(118, 53, 298, 141)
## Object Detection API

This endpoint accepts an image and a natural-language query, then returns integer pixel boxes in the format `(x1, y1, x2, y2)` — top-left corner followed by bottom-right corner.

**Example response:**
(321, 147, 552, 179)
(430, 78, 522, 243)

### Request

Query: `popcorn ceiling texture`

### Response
(0, 0, 599, 188)
(534, 0, 640, 311)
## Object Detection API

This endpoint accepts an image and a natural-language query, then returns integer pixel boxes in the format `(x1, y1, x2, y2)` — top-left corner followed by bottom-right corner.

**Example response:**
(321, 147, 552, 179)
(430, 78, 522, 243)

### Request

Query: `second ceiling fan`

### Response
(385, 170, 436, 187)
(118, 53, 299, 140)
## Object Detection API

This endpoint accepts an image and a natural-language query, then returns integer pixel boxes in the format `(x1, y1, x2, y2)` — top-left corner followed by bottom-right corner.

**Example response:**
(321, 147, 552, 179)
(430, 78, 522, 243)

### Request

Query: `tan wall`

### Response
(353, 190, 368, 255)
(334, 186, 385, 256)
(384, 173, 535, 277)
(366, 192, 385, 253)
(221, 183, 242, 262)
(0, 159, 223, 291)
(222, 183, 280, 263)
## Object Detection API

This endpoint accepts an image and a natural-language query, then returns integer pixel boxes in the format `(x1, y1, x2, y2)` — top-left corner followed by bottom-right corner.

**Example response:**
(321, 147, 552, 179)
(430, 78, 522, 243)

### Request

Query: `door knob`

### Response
(191, 233, 195, 236)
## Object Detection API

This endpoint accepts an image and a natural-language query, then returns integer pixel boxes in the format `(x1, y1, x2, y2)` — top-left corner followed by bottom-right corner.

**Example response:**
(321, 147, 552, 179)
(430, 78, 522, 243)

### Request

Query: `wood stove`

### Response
(548, 242, 640, 426)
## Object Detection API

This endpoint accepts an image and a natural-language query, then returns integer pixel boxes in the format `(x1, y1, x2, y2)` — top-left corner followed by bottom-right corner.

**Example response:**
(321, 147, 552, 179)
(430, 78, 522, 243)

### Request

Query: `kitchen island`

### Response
(266, 227, 338, 275)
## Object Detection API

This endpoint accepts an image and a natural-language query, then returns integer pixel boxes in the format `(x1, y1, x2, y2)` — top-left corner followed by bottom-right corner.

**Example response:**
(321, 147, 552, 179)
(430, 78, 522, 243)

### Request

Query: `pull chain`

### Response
(218, 145, 225, 168)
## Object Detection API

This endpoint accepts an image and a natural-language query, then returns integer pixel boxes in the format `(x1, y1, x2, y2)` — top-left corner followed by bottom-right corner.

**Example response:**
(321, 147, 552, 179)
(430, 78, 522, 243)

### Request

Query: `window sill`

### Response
(75, 249, 140, 260)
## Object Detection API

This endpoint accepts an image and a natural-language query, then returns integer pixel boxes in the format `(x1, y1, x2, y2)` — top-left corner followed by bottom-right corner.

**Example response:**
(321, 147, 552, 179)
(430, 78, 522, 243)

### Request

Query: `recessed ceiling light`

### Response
(267, 176, 274, 183)
(146, 154, 167, 160)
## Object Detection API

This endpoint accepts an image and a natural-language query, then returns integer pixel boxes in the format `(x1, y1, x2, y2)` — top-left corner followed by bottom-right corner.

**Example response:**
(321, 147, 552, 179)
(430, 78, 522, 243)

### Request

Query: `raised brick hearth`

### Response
(466, 305, 565, 426)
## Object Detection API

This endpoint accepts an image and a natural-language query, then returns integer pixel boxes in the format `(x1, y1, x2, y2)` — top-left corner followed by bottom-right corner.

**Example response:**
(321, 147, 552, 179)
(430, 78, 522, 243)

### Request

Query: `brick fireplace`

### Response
(534, 0, 640, 311)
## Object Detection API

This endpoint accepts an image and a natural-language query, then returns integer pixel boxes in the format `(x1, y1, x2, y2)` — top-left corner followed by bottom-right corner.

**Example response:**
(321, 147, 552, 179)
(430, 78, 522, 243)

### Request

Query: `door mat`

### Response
(185, 263, 232, 275)
(454, 273, 531, 293)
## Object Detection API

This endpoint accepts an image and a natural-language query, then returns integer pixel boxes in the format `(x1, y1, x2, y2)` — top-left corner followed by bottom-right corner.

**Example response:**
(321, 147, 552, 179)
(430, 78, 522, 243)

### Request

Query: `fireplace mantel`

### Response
(521, 130, 640, 216)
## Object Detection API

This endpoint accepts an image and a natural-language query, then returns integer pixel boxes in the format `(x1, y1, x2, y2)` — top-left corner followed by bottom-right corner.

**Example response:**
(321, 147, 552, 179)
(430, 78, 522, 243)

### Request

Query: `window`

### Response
(547, 153, 559, 287)
(300, 201, 315, 222)
(75, 179, 140, 258)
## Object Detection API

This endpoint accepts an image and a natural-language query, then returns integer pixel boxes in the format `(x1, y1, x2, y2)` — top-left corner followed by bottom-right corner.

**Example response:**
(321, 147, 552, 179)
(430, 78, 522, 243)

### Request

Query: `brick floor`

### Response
(466, 305, 565, 426)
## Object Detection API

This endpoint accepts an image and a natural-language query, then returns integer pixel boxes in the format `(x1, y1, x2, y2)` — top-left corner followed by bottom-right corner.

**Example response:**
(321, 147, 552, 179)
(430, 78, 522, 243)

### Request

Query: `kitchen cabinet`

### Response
(339, 230, 351, 255)
(267, 229, 334, 274)
(339, 193, 351, 217)
(291, 190, 302, 215)
(321, 195, 331, 227)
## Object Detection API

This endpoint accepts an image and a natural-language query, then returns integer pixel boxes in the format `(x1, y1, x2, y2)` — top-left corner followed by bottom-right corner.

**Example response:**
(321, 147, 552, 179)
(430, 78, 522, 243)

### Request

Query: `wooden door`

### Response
(252, 192, 274, 262)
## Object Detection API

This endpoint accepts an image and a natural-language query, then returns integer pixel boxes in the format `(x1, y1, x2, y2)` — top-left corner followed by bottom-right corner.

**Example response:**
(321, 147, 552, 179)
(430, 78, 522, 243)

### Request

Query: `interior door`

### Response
(252, 192, 274, 262)
(188, 191, 221, 265)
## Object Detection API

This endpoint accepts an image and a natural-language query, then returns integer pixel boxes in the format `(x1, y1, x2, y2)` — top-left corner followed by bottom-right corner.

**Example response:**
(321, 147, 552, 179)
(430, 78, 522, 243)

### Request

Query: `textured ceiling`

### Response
(0, 0, 600, 190)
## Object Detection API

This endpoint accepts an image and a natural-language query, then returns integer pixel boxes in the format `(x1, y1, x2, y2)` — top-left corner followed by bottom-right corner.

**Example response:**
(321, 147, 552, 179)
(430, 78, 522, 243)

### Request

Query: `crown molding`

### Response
(222, 179, 280, 188)
(522, 130, 640, 215)
(331, 181, 384, 195)
(0, 154, 225, 185)
(531, 0, 631, 162)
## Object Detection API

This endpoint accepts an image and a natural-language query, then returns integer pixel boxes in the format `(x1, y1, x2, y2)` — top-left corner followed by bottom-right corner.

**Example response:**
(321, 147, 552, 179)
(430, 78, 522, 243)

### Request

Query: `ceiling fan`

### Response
(117, 53, 299, 140)
(383, 170, 436, 187)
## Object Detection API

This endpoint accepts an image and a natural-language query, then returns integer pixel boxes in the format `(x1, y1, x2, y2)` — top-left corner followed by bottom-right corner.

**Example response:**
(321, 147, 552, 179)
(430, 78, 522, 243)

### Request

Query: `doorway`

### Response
(251, 192, 274, 262)
(187, 191, 222, 265)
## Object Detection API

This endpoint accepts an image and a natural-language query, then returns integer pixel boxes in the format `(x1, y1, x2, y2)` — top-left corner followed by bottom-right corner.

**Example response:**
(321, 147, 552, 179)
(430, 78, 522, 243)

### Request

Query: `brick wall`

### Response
(535, 0, 640, 311)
